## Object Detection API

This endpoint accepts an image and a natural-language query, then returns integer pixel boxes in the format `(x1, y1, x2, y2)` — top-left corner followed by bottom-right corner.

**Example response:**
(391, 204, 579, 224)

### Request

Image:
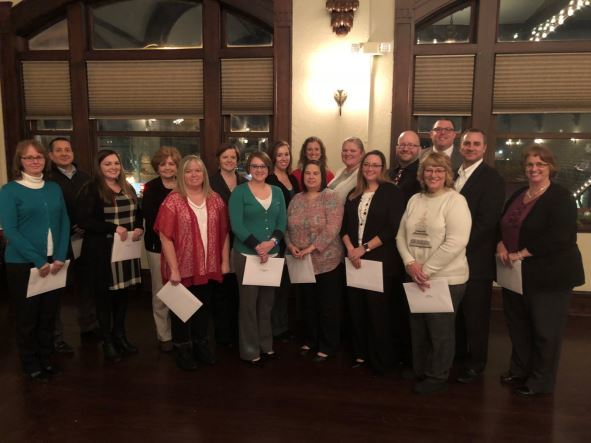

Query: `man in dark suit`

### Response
(388, 130, 422, 203)
(454, 129, 505, 383)
(47, 137, 100, 353)
(419, 118, 463, 170)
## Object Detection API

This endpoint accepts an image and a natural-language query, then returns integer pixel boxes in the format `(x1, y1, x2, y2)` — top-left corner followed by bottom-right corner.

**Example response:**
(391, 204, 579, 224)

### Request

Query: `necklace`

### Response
(526, 184, 548, 200)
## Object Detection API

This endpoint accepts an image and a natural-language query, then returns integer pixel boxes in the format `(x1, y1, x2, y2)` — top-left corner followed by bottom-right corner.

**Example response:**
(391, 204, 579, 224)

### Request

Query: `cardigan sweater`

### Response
(0, 181, 70, 267)
(396, 189, 471, 285)
(229, 183, 286, 255)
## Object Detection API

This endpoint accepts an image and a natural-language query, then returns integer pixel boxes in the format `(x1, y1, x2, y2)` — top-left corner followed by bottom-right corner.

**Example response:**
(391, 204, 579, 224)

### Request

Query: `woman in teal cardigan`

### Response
(229, 151, 286, 366)
(0, 139, 70, 382)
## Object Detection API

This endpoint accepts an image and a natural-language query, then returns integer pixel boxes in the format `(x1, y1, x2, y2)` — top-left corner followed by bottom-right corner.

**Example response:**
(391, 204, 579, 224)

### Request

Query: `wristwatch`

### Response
(271, 237, 279, 247)
(363, 242, 370, 252)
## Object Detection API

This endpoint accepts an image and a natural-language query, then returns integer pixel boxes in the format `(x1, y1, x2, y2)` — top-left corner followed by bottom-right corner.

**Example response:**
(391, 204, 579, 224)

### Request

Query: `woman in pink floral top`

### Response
(285, 160, 344, 362)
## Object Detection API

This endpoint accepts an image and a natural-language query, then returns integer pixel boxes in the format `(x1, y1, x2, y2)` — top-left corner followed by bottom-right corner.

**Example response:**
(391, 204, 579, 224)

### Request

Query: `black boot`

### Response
(103, 342, 122, 362)
(113, 336, 138, 355)
(176, 344, 198, 371)
(194, 339, 216, 365)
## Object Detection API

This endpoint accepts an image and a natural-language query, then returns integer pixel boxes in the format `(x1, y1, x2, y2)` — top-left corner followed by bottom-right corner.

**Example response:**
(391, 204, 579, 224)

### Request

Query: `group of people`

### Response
(0, 119, 584, 398)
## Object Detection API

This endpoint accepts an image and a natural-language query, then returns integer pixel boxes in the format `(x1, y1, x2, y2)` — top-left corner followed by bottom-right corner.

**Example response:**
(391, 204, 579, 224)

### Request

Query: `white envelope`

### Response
(156, 281, 202, 323)
(285, 254, 316, 284)
(403, 278, 454, 313)
(71, 233, 83, 259)
(242, 256, 285, 287)
(495, 257, 523, 295)
(111, 233, 142, 263)
(27, 260, 71, 298)
(345, 258, 384, 293)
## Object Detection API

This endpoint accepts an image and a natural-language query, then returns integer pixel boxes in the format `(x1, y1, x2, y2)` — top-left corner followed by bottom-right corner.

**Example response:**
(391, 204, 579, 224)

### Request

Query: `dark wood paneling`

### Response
(67, 1, 92, 175)
(0, 2, 25, 174)
(85, 48, 204, 61)
(413, 43, 477, 55)
(19, 50, 70, 61)
(202, 0, 222, 175)
(219, 47, 273, 58)
(273, 0, 292, 145)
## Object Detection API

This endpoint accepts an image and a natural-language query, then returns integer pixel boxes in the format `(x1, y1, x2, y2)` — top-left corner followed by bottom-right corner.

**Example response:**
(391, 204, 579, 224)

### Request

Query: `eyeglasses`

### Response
(362, 163, 383, 169)
(432, 127, 455, 133)
(525, 162, 549, 169)
(250, 164, 268, 170)
(397, 144, 420, 149)
(21, 156, 45, 162)
(424, 168, 446, 175)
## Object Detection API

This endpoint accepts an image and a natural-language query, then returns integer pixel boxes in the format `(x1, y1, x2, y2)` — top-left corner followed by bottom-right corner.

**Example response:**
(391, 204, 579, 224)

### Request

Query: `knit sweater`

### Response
(396, 189, 471, 285)
(0, 180, 70, 267)
(229, 183, 286, 255)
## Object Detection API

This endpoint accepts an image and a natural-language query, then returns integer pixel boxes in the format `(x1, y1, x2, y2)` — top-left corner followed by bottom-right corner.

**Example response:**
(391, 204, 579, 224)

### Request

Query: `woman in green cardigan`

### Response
(0, 139, 70, 382)
(229, 151, 287, 366)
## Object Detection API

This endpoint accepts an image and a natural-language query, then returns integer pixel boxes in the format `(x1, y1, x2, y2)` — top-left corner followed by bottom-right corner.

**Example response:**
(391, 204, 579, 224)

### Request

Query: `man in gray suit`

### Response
(419, 118, 463, 170)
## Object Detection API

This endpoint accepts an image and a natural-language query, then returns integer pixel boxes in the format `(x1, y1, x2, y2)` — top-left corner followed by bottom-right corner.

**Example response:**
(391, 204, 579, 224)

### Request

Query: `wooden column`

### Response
(0, 2, 25, 174)
(67, 1, 92, 174)
(390, 0, 414, 167)
(202, 0, 221, 174)
(273, 0, 292, 145)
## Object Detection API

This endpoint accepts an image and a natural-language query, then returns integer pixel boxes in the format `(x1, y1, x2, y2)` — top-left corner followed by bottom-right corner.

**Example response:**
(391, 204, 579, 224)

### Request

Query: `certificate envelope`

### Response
(495, 257, 523, 295)
(71, 233, 83, 260)
(242, 256, 285, 287)
(156, 281, 202, 323)
(285, 254, 316, 284)
(345, 258, 384, 293)
(403, 278, 454, 313)
(27, 260, 70, 298)
(111, 234, 142, 263)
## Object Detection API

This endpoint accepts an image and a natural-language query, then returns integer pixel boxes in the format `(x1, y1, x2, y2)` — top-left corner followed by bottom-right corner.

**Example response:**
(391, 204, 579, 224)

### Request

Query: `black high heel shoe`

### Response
(113, 336, 138, 355)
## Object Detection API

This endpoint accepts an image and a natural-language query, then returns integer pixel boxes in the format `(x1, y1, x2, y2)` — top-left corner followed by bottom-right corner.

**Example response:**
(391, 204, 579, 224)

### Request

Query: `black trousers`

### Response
(300, 265, 343, 356)
(347, 274, 396, 374)
(391, 279, 412, 367)
(455, 278, 493, 373)
(94, 287, 129, 342)
(212, 273, 239, 345)
(7, 263, 60, 374)
(171, 282, 213, 346)
(502, 287, 572, 393)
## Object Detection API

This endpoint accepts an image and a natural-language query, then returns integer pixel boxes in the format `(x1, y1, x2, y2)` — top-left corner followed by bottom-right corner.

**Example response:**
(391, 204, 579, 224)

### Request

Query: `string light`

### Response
(528, 0, 590, 41)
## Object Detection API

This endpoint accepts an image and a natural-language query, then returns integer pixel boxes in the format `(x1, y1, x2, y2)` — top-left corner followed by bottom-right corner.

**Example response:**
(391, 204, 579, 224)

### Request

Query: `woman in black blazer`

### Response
(497, 144, 584, 396)
(209, 143, 246, 346)
(341, 150, 406, 374)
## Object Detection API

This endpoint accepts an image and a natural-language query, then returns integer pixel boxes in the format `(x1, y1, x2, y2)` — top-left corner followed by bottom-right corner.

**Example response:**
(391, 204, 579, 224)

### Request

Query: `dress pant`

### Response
(411, 283, 465, 382)
(455, 278, 493, 373)
(271, 265, 291, 336)
(300, 265, 343, 356)
(232, 250, 275, 361)
(7, 263, 60, 374)
(212, 273, 239, 345)
(171, 282, 212, 345)
(54, 257, 99, 341)
(94, 287, 129, 342)
(147, 251, 172, 343)
(502, 287, 572, 393)
(347, 273, 396, 374)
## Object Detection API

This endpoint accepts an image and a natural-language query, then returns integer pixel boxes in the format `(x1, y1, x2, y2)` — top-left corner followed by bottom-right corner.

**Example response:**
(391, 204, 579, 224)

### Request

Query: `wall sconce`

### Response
(334, 89, 348, 116)
(326, 0, 359, 36)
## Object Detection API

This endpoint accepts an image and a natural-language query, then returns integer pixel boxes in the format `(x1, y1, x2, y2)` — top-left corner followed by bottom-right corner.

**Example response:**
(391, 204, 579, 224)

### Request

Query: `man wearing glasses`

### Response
(420, 119, 463, 170)
(453, 129, 505, 384)
(388, 130, 422, 203)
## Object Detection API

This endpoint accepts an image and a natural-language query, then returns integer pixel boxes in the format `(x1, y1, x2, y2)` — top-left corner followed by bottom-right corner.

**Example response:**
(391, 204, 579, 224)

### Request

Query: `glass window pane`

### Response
(97, 136, 199, 192)
(230, 115, 270, 133)
(495, 138, 591, 218)
(92, 0, 203, 49)
(28, 19, 69, 50)
(416, 5, 472, 44)
(32, 119, 73, 131)
(496, 114, 591, 133)
(97, 118, 199, 132)
(228, 136, 268, 174)
(225, 12, 272, 47)
(416, 116, 463, 133)
(34, 134, 71, 148)
(498, 0, 591, 42)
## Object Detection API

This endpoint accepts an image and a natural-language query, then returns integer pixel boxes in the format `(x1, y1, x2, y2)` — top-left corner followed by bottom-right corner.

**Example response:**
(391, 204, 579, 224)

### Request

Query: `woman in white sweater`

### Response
(396, 152, 471, 394)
